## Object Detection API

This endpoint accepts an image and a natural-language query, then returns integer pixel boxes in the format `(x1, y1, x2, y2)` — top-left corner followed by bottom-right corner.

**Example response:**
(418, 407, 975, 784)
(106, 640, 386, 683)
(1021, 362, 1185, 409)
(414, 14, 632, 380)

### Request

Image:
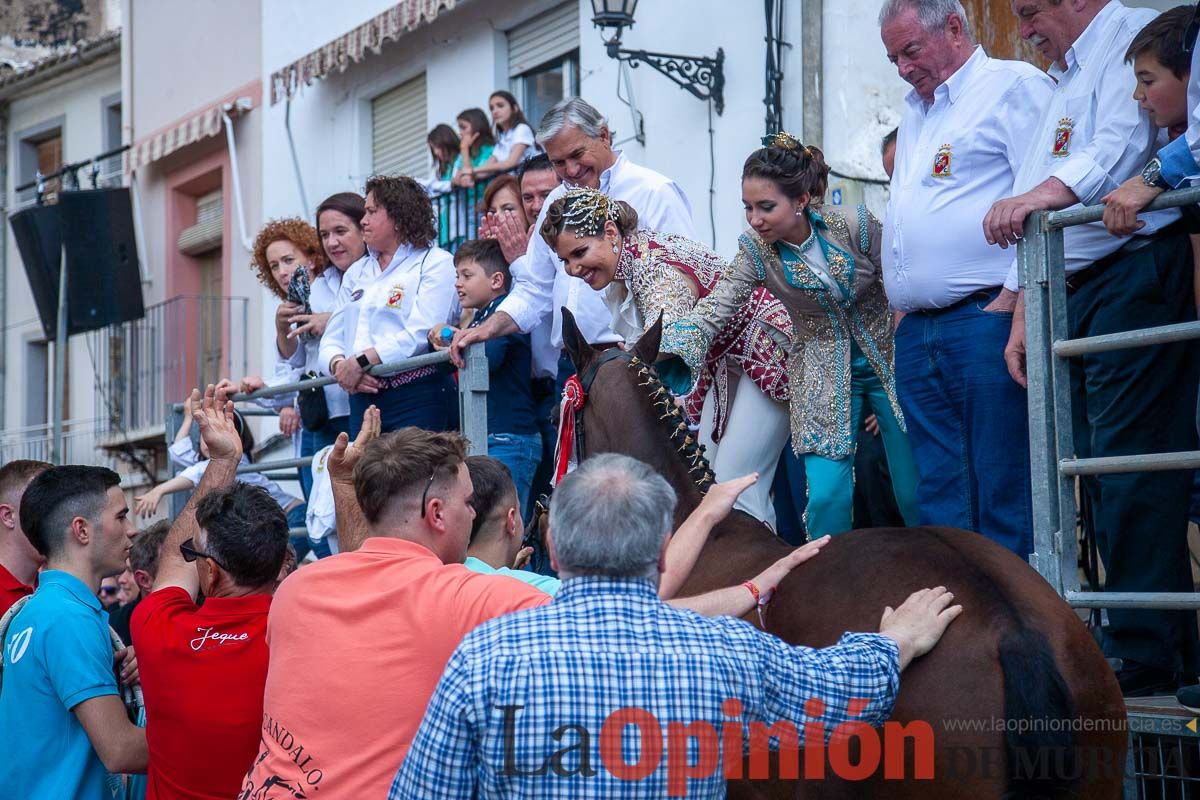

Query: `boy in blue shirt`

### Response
(0, 465, 146, 797)
(449, 239, 542, 510)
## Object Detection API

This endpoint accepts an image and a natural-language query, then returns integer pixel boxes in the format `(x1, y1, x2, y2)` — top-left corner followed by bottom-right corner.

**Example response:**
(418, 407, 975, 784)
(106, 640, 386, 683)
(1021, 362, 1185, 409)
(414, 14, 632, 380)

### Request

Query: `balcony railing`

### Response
(89, 294, 249, 444)
(0, 418, 121, 470)
(427, 168, 519, 252)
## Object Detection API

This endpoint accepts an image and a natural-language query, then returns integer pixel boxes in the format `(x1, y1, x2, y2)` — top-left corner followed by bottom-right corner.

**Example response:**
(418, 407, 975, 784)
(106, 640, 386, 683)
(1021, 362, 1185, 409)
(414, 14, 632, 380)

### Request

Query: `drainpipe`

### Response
(0, 103, 7, 427)
(222, 99, 255, 252)
(801, 0, 823, 149)
(284, 98, 310, 215)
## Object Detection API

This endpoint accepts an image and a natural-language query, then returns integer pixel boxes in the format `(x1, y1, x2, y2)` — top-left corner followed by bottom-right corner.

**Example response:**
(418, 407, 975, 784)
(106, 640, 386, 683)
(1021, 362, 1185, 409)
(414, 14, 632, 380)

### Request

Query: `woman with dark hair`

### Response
(661, 132, 919, 538)
(481, 174, 527, 230)
(425, 124, 460, 192)
(451, 107, 496, 189)
(473, 90, 537, 180)
(319, 176, 457, 434)
(540, 187, 791, 525)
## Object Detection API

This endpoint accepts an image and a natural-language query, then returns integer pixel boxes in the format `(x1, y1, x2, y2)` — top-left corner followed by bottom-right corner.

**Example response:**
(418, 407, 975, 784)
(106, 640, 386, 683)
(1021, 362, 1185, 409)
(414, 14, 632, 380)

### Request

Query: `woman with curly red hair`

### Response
(320, 176, 458, 434)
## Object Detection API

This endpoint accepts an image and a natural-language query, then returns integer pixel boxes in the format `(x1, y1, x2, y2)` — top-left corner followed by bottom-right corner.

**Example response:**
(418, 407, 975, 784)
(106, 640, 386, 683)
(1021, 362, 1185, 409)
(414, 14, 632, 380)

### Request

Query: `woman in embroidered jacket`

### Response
(662, 134, 919, 537)
(540, 187, 792, 527)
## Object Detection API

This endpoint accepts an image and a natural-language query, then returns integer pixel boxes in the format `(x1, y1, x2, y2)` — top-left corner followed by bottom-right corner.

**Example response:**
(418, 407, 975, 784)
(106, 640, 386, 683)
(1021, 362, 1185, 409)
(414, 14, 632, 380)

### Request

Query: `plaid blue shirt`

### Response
(390, 576, 901, 799)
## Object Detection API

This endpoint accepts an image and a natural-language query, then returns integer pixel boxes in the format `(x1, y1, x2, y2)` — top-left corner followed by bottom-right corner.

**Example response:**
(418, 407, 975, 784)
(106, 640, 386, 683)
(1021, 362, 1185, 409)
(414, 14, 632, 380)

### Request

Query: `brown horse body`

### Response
(561, 311, 1126, 799)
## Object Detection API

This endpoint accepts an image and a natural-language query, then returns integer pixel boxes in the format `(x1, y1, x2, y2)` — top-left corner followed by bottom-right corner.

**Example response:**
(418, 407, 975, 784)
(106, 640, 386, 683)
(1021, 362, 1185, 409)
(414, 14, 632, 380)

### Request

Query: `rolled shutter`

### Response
(507, 2, 579, 77)
(372, 73, 429, 178)
(177, 190, 223, 255)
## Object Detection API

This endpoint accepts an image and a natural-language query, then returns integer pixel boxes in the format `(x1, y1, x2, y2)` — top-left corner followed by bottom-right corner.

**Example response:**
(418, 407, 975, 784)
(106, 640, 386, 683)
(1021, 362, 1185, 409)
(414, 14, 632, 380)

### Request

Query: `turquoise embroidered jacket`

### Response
(661, 205, 904, 459)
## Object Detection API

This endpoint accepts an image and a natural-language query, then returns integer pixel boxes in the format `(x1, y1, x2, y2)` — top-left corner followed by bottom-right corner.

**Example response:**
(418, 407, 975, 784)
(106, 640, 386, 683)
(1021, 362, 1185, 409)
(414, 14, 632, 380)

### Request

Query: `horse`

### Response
(558, 309, 1127, 799)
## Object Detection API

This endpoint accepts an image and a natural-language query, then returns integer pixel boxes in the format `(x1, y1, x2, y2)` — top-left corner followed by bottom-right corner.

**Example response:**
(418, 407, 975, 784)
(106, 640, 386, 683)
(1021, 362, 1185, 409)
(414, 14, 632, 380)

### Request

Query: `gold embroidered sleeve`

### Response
(632, 261, 701, 333)
(660, 243, 760, 384)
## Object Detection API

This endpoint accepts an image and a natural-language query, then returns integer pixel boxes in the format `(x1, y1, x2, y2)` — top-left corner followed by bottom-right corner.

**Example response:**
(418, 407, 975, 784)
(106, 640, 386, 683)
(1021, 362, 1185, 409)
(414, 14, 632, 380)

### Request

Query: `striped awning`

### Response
(269, 0, 460, 105)
(125, 91, 257, 172)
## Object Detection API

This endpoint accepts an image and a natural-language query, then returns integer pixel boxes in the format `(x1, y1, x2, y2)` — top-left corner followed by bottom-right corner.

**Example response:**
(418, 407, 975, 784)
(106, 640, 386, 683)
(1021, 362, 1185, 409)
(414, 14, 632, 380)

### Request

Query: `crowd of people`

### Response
(0, 0, 1198, 796)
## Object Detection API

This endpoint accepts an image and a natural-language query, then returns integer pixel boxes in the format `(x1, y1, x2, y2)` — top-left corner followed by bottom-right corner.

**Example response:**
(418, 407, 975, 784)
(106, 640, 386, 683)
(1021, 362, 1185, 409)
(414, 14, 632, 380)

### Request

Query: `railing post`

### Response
(459, 342, 489, 455)
(1022, 211, 1063, 591)
(1044, 222, 1080, 598)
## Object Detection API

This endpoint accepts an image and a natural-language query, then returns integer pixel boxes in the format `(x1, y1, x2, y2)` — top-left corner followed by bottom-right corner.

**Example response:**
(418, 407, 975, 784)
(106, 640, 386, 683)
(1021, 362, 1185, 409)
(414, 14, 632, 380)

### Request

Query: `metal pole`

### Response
(51, 244, 68, 464)
(459, 342, 489, 455)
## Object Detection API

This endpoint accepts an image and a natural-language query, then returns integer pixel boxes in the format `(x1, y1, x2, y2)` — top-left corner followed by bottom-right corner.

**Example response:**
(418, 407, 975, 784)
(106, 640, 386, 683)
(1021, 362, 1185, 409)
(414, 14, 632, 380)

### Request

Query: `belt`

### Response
(378, 364, 439, 390)
(1066, 220, 1189, 295)
(914, 287, 1001, 317)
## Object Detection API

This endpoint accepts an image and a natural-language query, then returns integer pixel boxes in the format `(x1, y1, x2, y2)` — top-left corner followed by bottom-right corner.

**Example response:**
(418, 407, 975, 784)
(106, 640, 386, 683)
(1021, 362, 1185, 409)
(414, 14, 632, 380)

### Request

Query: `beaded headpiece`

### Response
(760, 131, 813, 159)
(561, 187, 622, 238)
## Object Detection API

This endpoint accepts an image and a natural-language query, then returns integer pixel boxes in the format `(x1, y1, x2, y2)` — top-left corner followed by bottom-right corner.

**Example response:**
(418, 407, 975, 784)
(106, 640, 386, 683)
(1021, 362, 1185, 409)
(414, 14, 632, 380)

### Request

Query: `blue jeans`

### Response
(286, 502, 331, 562)
(894, 292, 1033, 556)
(349, 368, 458, 436)
(298, 416, 350, 500)
(488, 432, 543, 514)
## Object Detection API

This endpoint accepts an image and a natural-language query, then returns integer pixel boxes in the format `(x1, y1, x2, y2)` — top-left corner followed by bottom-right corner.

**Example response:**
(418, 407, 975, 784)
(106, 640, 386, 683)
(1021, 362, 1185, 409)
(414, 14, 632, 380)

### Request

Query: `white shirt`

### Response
(493, 123, 536, 164)
(177, 450, 300, 510)
(319, 244, 456, 371)
(500, 151, 697, 351)
(1003, 1, 1179, 291)
(288, 267, 351, 420)
(884, 48, 1054, 311)
(305, 444, 339, 550)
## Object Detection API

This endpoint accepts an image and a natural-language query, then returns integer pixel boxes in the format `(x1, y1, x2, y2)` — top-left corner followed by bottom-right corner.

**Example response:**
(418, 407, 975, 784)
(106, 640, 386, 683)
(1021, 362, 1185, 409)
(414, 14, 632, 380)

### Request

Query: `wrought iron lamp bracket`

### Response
(604, 40, 725, 115)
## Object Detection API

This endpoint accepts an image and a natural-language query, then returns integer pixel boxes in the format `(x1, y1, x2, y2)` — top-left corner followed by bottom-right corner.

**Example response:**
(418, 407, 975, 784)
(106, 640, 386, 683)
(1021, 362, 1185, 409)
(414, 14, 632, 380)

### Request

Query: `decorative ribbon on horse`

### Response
(552, 375, 586, 486)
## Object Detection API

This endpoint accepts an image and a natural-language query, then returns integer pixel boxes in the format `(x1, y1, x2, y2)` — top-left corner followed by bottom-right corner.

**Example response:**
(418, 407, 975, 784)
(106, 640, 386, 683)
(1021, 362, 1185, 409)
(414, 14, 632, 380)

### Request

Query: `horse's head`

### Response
(561, 308, 712, 521)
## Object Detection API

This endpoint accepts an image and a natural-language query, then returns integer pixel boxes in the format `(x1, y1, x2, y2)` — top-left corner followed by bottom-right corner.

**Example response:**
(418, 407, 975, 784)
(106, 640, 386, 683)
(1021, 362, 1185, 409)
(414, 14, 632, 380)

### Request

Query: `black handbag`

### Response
(297, 371, 330, 431)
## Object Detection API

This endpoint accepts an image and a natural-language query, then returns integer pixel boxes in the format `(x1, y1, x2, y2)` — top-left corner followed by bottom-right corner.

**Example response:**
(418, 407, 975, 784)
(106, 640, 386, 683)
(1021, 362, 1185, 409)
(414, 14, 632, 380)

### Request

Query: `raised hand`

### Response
(133, 490, 161, 518)
(328, 405, 381, 486)
(194, 385, 242, 463)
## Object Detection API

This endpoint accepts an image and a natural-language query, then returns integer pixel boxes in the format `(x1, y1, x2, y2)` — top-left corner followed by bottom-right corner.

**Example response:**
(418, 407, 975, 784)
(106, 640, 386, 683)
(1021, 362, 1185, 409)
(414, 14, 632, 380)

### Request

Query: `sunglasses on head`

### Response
(180, 537, 229, 572)
(1185, 3, 1200, 56)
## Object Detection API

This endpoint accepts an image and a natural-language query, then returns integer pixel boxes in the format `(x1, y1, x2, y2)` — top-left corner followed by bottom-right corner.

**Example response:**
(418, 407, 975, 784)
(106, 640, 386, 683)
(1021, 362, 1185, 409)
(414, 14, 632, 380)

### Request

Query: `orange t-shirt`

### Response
(240, 537, 549, 799)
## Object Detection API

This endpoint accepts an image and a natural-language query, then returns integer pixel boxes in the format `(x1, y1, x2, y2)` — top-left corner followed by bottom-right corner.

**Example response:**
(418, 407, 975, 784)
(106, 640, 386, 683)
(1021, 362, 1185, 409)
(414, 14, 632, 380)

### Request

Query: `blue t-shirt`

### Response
(0, 570, 120, 798)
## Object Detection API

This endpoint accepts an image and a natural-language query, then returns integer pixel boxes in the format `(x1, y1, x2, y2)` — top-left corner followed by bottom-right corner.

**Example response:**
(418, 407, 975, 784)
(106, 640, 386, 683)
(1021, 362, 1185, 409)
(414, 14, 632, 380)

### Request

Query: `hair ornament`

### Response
(562, 187, 621, 238)
(760, 131, 805, 153)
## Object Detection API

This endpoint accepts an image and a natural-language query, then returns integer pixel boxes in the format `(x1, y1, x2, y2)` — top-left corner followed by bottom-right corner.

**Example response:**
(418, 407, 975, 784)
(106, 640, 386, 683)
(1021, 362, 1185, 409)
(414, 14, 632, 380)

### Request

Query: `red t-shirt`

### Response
(0, 562, 33, 617)
(131, 586, 271, 800)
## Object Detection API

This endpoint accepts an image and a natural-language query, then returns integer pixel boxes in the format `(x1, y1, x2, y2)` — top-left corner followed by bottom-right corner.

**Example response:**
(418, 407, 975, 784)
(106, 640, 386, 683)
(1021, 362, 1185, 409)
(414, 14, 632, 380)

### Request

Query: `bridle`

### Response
(571, 347, 632, 461)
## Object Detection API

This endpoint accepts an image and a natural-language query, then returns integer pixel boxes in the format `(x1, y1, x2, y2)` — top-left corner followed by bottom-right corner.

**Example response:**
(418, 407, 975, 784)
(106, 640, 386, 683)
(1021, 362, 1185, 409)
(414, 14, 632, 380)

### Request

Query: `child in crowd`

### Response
(134, 390, 316, 559)
(435, 239, 542, 509)
(473, 90, 537, 180)
(451, 107, 496, 189)
(462, 455, 560, 594)
(1123, 5, 1199, 310)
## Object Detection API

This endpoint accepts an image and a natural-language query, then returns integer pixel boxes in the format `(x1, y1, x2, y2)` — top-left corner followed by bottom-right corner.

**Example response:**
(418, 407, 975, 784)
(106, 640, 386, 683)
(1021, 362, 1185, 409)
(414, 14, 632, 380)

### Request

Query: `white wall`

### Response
(3, 59, 121, 431)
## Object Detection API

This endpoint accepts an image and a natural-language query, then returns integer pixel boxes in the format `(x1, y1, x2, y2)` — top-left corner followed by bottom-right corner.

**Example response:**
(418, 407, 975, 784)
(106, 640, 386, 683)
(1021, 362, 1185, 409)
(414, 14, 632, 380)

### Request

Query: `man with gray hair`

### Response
(391, 453, 962, 799)
(451, 98, 696, 373)
(879, 0, 1052, 556)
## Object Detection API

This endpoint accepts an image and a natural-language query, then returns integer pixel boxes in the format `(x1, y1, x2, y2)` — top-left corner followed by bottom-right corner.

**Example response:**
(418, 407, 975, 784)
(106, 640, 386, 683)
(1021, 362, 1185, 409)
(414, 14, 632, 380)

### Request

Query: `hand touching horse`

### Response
(560, 309, 1125, 799)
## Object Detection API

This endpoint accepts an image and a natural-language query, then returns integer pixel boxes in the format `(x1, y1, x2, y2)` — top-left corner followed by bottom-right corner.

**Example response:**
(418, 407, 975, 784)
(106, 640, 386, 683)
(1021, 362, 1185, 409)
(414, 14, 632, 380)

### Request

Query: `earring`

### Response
(794, 208, 804, 216)
(611, 240, 619, 255)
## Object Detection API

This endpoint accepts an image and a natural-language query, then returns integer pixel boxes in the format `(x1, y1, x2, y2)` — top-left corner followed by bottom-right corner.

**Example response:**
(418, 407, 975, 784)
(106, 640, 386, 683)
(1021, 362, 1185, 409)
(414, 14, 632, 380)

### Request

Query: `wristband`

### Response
(743, 580, 774, 628)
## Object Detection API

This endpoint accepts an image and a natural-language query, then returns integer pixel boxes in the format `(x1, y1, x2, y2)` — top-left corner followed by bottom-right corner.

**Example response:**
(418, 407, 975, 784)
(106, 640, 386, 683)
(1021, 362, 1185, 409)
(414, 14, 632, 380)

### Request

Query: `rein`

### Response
(554, 347, 717, 491)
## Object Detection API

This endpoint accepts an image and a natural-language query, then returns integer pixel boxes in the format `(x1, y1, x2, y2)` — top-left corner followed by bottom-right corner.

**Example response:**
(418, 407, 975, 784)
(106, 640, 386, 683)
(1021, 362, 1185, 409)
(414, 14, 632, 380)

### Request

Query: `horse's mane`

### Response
(626, 353, 717, 492)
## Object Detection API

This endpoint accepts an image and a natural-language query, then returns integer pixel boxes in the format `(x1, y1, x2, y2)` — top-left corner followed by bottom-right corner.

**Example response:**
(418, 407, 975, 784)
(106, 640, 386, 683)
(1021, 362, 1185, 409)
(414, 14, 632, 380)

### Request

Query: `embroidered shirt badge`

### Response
(932, 144, 953, 178)
(1052, 118, 1073, 158)
(387, 284, 405, 309)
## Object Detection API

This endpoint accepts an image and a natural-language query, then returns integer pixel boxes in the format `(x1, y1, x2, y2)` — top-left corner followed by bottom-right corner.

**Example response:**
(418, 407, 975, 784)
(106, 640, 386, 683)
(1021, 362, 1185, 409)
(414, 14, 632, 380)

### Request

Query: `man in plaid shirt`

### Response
(391, 453, 962, 798)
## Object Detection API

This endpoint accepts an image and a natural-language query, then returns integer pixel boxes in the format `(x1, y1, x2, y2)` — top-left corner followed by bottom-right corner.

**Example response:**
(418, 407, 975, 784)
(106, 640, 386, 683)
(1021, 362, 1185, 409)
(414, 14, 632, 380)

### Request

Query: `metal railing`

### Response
(1021, 184, 1200, 611)
(0, 417, 121, 470)
(92, 295, 249, 442)
(427, 167, 519, 252)
(163, 345, 491, 518)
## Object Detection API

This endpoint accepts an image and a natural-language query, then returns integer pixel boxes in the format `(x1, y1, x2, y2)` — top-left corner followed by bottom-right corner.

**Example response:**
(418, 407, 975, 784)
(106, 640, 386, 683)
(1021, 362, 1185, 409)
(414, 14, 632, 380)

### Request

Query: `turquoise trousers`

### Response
(803, 342, 919, 537)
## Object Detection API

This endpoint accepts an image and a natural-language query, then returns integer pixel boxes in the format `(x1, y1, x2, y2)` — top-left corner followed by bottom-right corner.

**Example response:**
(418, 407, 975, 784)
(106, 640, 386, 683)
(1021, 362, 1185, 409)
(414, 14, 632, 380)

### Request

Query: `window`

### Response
(100, 93, 122, 184)
(15, 118, 65, 207)
(23, 339, 48, 427)
(507, 2, 580, 128)
(372, 74, 429, 179)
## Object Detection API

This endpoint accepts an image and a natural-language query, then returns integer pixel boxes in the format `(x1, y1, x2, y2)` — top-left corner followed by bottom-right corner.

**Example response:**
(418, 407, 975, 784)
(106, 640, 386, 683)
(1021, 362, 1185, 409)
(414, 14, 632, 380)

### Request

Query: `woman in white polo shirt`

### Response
(320, 176, 457, 435)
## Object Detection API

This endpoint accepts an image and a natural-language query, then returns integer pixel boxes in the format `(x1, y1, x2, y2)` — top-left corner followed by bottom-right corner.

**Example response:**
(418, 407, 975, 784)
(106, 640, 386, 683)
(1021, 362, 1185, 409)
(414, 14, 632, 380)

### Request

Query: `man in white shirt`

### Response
(880, 0, 1053, 557)
(985, 0, 1198, 697)
(451, 98, 696, 373)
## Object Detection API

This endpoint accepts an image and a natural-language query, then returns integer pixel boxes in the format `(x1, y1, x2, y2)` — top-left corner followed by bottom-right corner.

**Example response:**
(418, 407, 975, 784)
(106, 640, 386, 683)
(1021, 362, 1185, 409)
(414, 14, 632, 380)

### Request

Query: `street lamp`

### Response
(590, 0, 725, 115)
